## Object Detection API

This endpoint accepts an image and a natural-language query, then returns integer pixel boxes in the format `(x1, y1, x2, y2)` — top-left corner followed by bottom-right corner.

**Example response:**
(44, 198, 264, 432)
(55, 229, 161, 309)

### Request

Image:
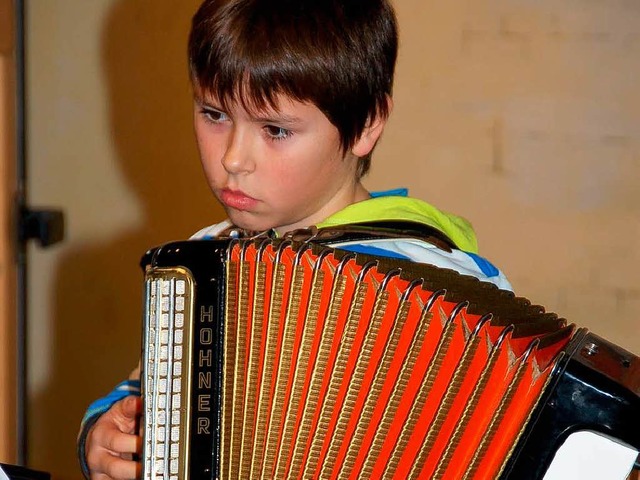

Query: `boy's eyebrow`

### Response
(194, 96, 223, 109)
(250, 111, 303, 125)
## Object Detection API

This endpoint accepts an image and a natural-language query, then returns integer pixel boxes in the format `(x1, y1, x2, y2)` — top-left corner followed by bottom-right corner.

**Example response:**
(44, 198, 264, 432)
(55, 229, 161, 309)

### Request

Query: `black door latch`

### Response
(17, 207, 65, 248)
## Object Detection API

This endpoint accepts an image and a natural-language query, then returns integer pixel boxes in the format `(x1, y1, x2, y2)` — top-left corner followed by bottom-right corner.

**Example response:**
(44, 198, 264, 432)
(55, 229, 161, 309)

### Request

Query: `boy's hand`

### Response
(85, 395, 142, 480)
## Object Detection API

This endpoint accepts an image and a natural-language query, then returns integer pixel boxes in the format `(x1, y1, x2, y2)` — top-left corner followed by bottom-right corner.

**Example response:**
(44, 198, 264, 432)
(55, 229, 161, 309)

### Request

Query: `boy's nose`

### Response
(221, 129, 255, 174)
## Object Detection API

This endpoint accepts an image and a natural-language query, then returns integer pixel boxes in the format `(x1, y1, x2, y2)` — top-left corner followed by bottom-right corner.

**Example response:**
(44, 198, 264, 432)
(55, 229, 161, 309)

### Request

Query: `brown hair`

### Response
(188, 0, 398, 178)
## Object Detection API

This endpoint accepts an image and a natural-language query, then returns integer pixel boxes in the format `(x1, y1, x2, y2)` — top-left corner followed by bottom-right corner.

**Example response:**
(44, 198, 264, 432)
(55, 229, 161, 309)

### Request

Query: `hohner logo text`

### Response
(197, 305, 214, 434)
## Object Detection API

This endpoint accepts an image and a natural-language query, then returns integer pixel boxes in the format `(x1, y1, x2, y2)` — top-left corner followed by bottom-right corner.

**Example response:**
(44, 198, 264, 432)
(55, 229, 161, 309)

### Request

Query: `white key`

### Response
(175, 297, 185, 312)
(171, 443, 180, 458)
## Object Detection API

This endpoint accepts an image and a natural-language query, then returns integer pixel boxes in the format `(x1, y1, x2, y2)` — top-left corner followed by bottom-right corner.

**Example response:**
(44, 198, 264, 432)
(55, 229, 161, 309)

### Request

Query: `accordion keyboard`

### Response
(143, 270, 194, 480)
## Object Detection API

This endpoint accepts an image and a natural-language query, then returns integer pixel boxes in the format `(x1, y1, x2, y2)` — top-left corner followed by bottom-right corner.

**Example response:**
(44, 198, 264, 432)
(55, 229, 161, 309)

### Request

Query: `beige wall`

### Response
(26, 1, 214, 477)
(0, 0, 17, 464)
(24, 0, 640, 478)
(372, 0, 640, 353)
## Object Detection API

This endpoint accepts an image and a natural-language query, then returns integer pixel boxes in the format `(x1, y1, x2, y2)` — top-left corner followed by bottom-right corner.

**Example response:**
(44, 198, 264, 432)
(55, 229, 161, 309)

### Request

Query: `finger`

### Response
(105, 430, 142, 455)
(118, 396, 142, 419)
(101, 454, 140, 480)
(91, 417, 138, 447)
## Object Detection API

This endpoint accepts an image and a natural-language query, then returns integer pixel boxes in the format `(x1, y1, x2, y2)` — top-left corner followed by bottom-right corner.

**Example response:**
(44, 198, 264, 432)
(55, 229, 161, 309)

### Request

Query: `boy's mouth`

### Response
(220, 188, 258, 211)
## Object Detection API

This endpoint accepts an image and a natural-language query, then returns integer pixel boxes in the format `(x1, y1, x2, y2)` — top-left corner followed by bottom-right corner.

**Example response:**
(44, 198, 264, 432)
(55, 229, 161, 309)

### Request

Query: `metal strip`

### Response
(274, 250, 330, 479)
(381, 302, 462, 478)
(261, 248, 307, 478)
(249, 246, 288, 479)
(358, 293, 437, 479)
(288, 254, 351, 479)
(320, 270, 399, 479)
(301, 261, 376, 479)
(461, 344, 535, 479)
(238, 247, 268, 478)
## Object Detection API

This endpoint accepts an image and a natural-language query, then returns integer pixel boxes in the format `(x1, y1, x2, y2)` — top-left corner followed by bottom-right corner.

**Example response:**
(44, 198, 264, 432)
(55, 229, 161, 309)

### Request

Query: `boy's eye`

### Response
(264, 125, 292, 140)
(201, 108, 228, 123)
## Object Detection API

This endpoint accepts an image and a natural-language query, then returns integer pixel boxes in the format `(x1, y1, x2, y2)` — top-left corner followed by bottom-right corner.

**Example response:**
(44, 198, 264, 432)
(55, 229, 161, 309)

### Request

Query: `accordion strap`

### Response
(283, 220, 457, 253)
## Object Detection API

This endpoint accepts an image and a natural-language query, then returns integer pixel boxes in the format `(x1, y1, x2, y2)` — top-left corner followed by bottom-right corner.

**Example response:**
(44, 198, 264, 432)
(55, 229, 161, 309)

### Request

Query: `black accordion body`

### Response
(140, 235, 640, 479)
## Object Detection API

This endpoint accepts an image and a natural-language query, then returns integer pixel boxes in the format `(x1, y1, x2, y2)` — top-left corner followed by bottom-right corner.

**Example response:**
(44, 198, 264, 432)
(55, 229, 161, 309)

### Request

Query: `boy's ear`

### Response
(351, 95, 394, 157)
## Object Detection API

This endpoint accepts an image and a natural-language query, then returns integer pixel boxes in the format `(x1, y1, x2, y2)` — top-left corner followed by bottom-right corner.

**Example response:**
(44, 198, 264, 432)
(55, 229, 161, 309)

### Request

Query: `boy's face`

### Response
(193, 88, 366, 234)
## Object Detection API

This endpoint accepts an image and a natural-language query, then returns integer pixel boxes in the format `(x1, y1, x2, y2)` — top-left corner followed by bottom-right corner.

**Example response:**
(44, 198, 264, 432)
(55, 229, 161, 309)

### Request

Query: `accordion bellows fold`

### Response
(140, 239, 639, 480)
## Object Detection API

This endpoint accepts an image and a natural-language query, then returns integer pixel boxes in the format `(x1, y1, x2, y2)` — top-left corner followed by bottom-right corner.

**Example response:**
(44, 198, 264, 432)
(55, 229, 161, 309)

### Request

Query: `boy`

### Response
(78, 0, 510, 478)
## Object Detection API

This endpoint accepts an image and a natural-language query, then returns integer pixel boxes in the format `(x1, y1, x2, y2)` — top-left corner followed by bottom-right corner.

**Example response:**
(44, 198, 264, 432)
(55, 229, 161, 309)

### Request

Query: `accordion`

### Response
(140, 234, 640, 479)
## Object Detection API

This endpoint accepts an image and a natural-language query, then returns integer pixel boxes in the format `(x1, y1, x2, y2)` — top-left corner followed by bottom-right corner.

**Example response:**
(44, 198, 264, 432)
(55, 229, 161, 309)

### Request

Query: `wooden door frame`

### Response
(0, 0, 17, 464)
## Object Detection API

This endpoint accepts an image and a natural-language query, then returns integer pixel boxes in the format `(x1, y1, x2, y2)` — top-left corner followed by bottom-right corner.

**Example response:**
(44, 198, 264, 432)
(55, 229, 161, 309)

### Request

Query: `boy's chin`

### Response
(226, 211, 273, 234)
